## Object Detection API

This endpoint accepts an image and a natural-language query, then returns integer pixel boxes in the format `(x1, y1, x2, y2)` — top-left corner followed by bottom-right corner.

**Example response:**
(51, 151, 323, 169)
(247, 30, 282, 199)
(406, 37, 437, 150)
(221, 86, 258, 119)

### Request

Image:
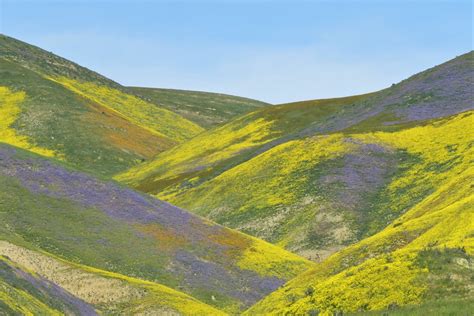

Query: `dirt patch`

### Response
(0, 241, 145, 306)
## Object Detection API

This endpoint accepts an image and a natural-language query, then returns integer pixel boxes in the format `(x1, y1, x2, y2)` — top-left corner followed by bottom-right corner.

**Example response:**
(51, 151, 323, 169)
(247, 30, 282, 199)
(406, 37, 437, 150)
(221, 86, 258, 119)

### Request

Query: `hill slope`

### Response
(245, 123, 473, 313)
(0, 143, 313, 313)
(128, 87, 270, 128)
(0, 35, 203, 176)
(119, 52, 472, 194)
(0, 242, 224, 315)
(118, 52, 473, 259)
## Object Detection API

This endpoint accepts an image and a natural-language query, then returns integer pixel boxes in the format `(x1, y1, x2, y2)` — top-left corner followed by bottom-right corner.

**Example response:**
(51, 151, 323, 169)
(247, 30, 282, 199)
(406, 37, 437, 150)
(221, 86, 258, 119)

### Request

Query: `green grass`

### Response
(1, 35, 472, 315)
(119, 52, 474, 315)
(0, 143, 313, 313)
(118, 52, 472, 199)
(128, 87, 270, 128)
(0, 257, 67, 315)
(244, 139, 473, 314)
(0, 58, 158, 176)
(117, 93, 374, 194)
(0, 34, 119, 86)
(0, 35, 205, 176)
(349, 299, 474, 315)
(414, 248, 474, 301)
(118, 53, 473, 265)
(158, 112, 471, 260)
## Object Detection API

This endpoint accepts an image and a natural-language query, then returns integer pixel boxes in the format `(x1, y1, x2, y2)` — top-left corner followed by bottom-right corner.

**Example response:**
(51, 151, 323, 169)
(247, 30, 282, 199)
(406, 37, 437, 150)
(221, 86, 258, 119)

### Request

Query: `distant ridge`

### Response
(128, 87, 270, 128)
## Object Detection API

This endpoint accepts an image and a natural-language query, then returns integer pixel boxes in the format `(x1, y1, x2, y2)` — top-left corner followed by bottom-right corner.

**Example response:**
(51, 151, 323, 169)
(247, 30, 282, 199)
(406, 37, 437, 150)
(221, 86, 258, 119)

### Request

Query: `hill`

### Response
(0, 142, 313, 313)
(0, 34, 204, 176)
(128, 87, 270, 128)
(118, 52, 473, 260)
(245, 116, 473, 313)
(1, 34, 472, 315)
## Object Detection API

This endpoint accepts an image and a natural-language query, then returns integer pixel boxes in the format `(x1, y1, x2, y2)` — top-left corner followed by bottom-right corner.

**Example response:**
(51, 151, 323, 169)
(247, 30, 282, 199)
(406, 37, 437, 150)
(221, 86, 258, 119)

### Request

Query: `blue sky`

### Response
(1, 0, 472, 103)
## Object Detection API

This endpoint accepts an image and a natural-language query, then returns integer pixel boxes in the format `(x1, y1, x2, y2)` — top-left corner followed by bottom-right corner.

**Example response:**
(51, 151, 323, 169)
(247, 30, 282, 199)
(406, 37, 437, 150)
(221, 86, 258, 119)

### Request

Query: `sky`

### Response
(1, 0, 472, 103)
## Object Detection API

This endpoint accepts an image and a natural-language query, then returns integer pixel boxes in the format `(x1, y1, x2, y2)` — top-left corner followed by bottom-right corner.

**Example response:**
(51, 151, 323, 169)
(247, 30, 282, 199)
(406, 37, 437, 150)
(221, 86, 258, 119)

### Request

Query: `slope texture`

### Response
(245, 111, 474, 315)
(0, 143, 313, 313)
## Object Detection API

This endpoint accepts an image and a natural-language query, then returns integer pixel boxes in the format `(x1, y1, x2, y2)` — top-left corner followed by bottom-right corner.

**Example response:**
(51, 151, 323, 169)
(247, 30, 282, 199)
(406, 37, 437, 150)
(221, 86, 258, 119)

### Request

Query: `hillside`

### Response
(119, 52, 472, 195)
(128, 87, 270, 128)
(0, 142, 313, 313)
(118, 52, 473, 260)
(245, 116, 474, 313)
(116, 92, 373, 193)
(1, 34, 472, 315)
(0, 242, 224, 315)
(0, 35, 204, 176)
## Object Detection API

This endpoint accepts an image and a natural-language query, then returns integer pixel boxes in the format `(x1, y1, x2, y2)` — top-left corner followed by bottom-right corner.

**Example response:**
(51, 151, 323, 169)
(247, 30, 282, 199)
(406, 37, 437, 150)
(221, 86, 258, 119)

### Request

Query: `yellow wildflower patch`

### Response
(0, 86, 56, 157)
(47, 77, 204, 142)
(117, 115, 277, 190)
(237, 235, 315, 279)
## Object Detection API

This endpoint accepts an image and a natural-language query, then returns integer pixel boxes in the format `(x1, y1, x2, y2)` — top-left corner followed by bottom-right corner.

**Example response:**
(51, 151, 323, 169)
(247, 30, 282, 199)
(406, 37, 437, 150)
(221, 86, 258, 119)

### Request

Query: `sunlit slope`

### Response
(245, 112, 474, 315)
(118, 52, 472, 198)
(161, 110, 474, 258)
(0, 60, 174, 176)
(47, 76, 203, 142)
(129, 87, 270, 128)
(0, 241, 225, 315)
(0, 35, 203, 176)
(118, 53, 473, 259)
(0, 143, 313, 313)
(246, 181, 473, 315)
(117, 93, 373, 192)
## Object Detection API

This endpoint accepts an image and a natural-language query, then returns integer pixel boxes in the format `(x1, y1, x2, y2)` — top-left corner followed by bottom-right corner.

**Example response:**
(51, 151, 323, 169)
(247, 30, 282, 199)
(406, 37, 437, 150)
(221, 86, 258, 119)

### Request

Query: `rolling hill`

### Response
(1, 34, 472, 315)
(118, 52, 473, 261)
(128, 87, 270, 128)
(0, 34, 205, 176)
(245, 126, 473, 314)
(0, 142, 313, 313)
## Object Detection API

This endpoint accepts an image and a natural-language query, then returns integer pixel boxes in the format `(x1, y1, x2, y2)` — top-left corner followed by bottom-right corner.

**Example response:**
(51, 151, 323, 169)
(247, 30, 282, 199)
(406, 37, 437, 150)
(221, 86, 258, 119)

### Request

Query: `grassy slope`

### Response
(0, 34, 203, 176)
(118, 53, 473, 259)
(245, 162, 473, 314)
(349, 299, 474, 316)
(0, 143, 313, 313)
(0, 241, 224, 315)
(0, 256, 95, 316)
(119, 52, 472, 195)
(128, 87, 270, 129)
(160, 110, 473, 258)
(117, 92, 374, 193)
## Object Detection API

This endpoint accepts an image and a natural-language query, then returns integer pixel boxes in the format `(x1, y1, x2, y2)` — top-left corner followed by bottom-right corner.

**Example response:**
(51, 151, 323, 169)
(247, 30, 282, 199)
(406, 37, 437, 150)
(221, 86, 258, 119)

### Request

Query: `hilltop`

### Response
(117, 51, 473, 314)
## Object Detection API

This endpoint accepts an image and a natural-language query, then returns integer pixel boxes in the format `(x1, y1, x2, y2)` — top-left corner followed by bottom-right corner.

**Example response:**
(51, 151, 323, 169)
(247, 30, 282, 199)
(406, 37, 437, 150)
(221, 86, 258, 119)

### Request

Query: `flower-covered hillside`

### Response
(0, 35, 203, 176)
(0, 143, 313, 313)
(245, 111, 474, 314)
